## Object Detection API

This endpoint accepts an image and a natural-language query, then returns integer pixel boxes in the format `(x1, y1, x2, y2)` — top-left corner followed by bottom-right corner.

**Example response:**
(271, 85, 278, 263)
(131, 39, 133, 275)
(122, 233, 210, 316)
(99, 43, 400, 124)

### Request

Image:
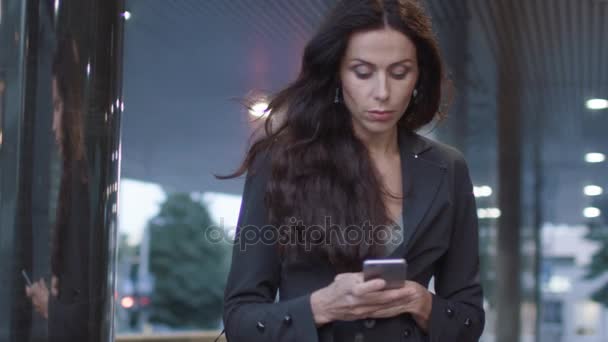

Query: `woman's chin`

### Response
(354, 120, 398, 137)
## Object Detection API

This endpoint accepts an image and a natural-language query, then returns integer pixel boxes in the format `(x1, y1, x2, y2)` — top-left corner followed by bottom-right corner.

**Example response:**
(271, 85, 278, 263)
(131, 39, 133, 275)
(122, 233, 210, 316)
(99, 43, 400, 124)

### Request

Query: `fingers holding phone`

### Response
(366, 280, 433, 331)
(311, 259, 415, 325)
(23, 271, 51, 319)
(310, 272, 391, 325)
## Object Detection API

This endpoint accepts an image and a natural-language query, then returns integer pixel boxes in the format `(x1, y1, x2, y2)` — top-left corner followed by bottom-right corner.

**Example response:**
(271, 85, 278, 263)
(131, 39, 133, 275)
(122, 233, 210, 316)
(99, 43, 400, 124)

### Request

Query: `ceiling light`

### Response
(586, 98, 608, 110)
(584, 185, 603, 196)
(122, 11, 131, 20)
(487, 208, 501, 218)
(585, 153, 605, 163)
(477, 208, 501, 219)
(473, 185, 493, 198)
(546, 275, 572, 293)
(583, 207, 601, 218)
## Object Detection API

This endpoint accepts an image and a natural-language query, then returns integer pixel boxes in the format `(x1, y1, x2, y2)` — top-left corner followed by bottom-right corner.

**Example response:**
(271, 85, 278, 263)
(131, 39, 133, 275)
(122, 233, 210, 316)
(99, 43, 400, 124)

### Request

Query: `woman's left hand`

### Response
(367, 280, 433, 332)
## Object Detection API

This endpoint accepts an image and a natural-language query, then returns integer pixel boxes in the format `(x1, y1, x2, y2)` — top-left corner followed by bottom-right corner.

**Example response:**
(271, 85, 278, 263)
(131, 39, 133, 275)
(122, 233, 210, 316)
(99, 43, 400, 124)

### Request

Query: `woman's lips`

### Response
(368, 110, 395, 121)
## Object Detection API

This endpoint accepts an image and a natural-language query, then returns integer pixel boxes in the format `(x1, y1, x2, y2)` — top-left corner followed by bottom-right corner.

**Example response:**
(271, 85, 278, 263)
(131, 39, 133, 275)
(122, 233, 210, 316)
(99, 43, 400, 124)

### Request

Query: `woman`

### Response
(25, 37, 94, 341)
(221, 0, 484, 341)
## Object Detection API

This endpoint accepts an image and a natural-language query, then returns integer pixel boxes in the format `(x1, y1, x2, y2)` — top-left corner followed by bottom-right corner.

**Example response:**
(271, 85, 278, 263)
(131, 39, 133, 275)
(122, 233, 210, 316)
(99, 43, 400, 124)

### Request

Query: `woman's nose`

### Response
(373, 74, 390, 102)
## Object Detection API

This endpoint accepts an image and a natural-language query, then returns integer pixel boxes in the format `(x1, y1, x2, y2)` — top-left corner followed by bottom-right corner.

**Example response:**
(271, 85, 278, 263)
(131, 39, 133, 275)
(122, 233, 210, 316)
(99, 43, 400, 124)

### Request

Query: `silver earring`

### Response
(413, 89, 418, 98)
(334, 87, 340, 104)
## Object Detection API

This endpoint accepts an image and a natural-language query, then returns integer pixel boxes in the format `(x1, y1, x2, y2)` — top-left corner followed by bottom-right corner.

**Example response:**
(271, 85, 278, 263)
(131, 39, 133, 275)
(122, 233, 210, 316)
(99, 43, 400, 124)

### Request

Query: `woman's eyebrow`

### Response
(350, 58, 416, 66)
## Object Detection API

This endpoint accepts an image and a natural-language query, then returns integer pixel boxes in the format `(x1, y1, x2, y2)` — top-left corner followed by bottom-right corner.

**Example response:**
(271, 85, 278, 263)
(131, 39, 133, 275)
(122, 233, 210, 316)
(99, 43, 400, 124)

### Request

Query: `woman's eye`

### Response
(352, 66, 373, 79)
(392, 72, 407, 79)
(351, 66, 409, 79)
(391, 68, 409, 79)
(355, 72, 372, 79)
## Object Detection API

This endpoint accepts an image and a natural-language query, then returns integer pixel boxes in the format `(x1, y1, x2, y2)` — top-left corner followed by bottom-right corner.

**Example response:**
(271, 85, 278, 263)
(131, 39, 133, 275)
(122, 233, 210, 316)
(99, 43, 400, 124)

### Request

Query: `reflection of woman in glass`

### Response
(25, 38, 92, 341)
(222, 1, 484, 341)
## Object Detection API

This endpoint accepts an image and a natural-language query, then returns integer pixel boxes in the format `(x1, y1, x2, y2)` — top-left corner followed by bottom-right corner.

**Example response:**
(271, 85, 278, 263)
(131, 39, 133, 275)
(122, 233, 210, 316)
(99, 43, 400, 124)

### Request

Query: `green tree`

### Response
(148, 192, 231, 329)
(585, 196, 608, 306)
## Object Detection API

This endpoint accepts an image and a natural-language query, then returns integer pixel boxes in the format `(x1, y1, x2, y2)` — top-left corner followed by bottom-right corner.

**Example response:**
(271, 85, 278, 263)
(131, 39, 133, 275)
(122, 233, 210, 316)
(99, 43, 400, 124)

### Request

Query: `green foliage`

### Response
(148, 193, 231, 329)
(590, 282, 608, 305)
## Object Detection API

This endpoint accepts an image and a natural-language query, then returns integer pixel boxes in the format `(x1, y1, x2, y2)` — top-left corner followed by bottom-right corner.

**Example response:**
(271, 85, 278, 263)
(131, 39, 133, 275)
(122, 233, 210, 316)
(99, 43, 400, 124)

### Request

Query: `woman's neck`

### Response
(354, 125, 399, 158)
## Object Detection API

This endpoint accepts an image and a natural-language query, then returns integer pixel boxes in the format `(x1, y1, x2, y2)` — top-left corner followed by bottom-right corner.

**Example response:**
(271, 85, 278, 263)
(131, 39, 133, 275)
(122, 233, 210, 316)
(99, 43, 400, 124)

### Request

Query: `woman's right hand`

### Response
(25, 278, 50, 319)
(310, 272, 398, 326)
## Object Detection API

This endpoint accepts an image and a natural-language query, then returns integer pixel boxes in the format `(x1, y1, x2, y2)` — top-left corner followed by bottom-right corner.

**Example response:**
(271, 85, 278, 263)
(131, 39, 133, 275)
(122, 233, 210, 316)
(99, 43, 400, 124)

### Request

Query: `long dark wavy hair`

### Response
(220, 0, 445, 272)
(51, 37, 88, 277)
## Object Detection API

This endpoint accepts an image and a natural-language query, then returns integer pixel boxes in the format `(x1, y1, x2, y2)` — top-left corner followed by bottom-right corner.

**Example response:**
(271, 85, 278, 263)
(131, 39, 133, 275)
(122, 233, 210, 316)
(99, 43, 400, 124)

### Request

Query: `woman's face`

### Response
(339, 27, 419, 139)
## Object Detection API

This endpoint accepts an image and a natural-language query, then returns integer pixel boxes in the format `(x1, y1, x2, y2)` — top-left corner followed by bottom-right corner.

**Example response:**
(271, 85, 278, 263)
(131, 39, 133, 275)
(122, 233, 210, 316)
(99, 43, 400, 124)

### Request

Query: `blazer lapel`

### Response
(390, 130, 447, 257)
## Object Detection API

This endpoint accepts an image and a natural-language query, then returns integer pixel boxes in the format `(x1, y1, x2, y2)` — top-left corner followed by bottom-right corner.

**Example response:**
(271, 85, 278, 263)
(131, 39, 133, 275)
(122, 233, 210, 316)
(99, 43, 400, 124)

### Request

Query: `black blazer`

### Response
(49, 158, 94, 341)
(223, 130, 485, 342)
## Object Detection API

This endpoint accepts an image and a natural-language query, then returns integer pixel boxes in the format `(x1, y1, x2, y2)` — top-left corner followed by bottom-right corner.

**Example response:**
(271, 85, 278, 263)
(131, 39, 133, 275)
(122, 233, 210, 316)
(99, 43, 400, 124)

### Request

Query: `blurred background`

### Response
(1, 0, 607, 342)
(114, 1, 608, 341)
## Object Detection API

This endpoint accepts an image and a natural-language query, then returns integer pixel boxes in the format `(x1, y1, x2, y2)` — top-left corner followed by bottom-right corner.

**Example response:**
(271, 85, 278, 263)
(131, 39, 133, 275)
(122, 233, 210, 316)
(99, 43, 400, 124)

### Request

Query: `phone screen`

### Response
(363, 258, 408, 289)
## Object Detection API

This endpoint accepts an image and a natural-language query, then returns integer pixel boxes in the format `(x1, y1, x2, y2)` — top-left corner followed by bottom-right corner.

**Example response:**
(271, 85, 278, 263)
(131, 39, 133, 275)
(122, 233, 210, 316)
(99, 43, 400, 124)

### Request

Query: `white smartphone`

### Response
(363, 258, 408, 289)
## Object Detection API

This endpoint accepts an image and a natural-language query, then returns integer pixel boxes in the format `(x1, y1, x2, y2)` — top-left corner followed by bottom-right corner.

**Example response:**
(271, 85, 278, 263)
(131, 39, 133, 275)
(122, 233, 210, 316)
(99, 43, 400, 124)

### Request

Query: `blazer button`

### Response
(464, 318, 472, 327)
(354, 332, 365, 342)
(283, 314, 292, 326)
(403, 328, 412, 337)
(256, 321, 265, 332)
(445, 307, 454, 318)
(363, 318, 376, 329)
